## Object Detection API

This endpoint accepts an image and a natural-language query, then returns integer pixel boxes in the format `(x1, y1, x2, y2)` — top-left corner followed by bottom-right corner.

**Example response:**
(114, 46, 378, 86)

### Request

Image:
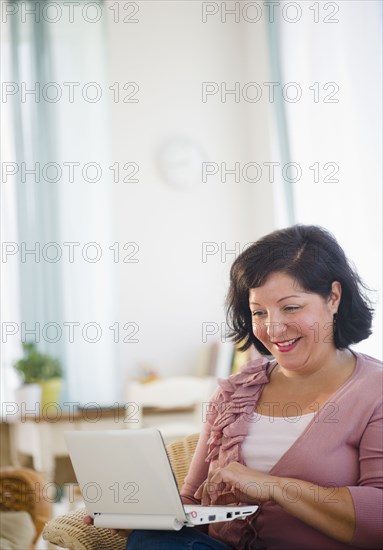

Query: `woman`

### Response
(89, 225, 383, 549)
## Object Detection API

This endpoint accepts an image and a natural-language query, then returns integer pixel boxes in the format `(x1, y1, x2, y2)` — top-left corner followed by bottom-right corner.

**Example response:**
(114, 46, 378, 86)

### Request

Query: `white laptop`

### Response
(65, 429, 258, 530)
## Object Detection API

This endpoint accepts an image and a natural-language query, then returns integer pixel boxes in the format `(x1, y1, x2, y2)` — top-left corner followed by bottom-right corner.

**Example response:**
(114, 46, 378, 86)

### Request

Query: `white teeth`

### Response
(277, 339, 297, 347)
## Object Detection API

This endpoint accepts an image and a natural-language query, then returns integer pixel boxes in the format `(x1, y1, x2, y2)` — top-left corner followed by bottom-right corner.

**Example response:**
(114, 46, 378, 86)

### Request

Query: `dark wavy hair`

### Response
(226, 225, 373, 354)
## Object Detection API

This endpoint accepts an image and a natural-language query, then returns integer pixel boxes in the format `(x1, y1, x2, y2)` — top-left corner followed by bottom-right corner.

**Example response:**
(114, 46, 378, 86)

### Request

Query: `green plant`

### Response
(14, 342, 62, 384)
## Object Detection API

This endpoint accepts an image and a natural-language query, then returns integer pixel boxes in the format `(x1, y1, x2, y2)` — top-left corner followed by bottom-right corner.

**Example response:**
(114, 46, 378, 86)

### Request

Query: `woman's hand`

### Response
(194, 462, 278, 505)
(83, 515, 130, 538)
(195, 464, 356, 544)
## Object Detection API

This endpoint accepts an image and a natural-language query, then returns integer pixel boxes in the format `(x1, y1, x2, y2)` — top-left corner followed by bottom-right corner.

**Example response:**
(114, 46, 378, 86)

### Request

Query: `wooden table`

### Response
(5, 406, 133, 480)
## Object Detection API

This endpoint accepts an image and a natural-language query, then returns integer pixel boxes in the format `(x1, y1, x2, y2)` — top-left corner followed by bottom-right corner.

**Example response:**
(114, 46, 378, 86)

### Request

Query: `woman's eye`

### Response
(284, 306, 300, 312)
(252, 311, 266, 317)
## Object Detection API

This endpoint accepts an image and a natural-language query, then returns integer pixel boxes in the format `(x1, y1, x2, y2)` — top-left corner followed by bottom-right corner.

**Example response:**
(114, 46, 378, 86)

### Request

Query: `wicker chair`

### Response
(0, 467, 52, 548)
(42, 433, 200, 550)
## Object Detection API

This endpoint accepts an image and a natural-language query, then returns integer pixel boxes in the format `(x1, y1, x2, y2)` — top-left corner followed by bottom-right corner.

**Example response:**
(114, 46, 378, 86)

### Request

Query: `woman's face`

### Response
(249, 272, 341, 372)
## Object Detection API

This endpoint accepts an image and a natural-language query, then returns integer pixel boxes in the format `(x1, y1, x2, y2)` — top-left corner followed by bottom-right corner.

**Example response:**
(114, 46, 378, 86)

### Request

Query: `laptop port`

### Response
(235, 512, 240, 516)
(226, 512, 233, 518)
(208, 515, 216, 521)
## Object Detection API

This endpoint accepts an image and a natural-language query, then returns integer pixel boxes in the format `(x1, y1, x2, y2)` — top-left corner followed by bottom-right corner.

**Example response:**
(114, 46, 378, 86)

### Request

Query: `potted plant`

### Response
(14, 342, 63, 409)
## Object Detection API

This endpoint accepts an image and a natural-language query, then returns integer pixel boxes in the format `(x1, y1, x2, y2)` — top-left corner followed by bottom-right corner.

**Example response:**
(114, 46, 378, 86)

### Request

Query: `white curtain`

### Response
(277, 0, 382, 359)
(1, 0, 118, 404)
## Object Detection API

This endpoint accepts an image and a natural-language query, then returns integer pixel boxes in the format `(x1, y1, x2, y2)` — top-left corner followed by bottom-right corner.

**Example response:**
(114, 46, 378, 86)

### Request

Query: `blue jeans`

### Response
(126, 527, 234, 549)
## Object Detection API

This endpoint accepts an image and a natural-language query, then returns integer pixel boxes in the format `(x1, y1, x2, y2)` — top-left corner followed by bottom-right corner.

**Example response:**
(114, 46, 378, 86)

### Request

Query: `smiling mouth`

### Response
(272, 337, 301, 350)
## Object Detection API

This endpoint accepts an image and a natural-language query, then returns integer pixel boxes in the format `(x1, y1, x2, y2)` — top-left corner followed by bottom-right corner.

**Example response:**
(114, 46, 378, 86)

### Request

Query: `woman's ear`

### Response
(329, 281, 342, 311)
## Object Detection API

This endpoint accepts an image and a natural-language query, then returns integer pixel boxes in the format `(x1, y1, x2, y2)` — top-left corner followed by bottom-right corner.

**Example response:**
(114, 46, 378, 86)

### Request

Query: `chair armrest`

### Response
(0, 467, 52, 546)
(42, 507, 128, 550)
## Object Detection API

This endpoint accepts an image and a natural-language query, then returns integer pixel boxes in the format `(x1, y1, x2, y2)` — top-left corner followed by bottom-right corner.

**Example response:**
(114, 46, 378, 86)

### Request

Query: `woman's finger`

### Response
(83, 515, 94, 525)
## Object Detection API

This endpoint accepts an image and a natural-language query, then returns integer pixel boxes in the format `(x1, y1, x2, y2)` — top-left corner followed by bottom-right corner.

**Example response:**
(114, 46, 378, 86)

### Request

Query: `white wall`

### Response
(104, 2, 278, 381)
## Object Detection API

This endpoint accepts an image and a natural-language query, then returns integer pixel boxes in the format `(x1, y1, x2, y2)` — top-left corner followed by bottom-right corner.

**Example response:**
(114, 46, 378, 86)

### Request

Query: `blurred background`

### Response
(1, 0, 382, 406)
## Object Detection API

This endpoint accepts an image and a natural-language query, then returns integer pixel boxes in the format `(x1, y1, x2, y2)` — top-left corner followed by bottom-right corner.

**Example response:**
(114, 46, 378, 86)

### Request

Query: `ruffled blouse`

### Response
(205, 357, 274, 466)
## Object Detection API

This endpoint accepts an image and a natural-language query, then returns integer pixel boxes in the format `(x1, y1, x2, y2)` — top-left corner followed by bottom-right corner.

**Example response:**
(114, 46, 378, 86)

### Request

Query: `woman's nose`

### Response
(264, 316, 287, 339)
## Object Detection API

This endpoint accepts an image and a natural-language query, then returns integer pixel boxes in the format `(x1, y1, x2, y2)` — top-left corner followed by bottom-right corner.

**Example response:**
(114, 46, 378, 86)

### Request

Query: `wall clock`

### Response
(156, 136, 206, 189)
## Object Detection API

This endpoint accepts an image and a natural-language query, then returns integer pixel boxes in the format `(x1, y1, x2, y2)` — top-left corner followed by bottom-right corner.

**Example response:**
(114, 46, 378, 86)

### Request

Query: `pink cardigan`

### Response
(181, 352, 383, 549)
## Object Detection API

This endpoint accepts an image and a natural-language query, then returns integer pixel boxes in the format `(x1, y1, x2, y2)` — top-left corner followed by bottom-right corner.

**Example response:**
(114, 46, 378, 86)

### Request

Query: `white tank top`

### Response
(241, 412, 315, 473)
